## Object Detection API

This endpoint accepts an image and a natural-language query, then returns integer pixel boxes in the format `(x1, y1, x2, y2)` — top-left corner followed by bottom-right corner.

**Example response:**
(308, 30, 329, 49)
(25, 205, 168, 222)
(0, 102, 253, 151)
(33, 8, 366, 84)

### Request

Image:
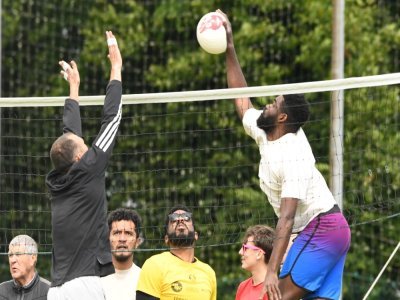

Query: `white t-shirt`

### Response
(101, 263, 141, 300)
(243, 108, 336, 232)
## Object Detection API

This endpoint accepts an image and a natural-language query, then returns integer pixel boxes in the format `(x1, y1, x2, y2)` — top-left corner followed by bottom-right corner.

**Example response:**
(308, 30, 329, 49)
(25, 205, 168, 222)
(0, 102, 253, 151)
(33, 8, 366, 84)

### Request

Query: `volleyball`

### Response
(196, 12, 227, 54)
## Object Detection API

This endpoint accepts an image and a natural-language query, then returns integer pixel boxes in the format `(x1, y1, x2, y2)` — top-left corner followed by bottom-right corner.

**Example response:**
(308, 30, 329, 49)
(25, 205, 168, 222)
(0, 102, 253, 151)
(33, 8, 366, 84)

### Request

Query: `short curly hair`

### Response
(107, 208, 142, 238)
(281, 94, 310, 133)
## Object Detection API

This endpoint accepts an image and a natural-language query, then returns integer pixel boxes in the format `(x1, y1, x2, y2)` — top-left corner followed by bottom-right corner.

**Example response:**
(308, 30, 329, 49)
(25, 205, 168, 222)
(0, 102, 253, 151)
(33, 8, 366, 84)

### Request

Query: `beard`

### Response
(256, 111, 277, 134)
(113, 251, 132, 263)
(167, 229, 196, 248)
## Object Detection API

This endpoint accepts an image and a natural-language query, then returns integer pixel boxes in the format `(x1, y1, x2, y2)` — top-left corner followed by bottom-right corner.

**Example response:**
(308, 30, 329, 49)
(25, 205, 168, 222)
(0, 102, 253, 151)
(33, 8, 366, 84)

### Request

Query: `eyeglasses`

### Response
(168, 212, 192, 223)
(242, 243, 265, 254)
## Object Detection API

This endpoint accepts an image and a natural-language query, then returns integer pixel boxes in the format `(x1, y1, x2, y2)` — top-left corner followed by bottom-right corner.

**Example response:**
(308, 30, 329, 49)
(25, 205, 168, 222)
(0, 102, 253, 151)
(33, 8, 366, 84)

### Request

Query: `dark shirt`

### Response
(45, 80, 122, 286)
(0, 272, 50, 300)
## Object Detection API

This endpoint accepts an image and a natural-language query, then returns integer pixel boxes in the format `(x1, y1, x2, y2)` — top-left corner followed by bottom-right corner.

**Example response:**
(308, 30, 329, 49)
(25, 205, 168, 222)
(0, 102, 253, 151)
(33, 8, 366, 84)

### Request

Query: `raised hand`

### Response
(105, 31, 122, 81)
(216, 9, 234, 48)
(59, 60, 80, 101)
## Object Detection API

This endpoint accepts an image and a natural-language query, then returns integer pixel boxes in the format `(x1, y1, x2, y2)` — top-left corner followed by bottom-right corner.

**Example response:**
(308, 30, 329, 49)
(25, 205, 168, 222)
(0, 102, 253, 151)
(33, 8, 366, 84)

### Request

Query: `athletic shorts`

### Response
(48, 276, 105, 300)
(279, 210, 351, 300)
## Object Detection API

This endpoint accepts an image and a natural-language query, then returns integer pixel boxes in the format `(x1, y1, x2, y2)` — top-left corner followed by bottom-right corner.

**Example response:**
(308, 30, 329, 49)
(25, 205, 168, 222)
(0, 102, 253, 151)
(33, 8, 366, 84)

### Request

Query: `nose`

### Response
(118, 232, 127, 241)
(263, 104, 271, 112)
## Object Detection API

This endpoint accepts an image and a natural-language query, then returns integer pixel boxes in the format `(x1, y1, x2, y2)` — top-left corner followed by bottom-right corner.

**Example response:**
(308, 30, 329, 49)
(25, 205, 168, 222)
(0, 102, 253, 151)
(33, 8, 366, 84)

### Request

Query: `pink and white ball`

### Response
(196, 12, 227, 55)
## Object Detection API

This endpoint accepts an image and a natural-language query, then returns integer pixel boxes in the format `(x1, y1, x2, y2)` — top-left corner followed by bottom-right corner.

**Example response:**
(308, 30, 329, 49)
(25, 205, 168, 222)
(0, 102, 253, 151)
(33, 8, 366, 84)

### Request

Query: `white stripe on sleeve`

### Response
(95, 102, 122, 151)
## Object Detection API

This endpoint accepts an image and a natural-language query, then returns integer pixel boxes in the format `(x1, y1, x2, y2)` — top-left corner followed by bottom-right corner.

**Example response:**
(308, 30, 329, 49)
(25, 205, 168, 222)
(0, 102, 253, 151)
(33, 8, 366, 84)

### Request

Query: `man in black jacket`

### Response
(46, 31, 122, 299)
(0, 235, 50, 300)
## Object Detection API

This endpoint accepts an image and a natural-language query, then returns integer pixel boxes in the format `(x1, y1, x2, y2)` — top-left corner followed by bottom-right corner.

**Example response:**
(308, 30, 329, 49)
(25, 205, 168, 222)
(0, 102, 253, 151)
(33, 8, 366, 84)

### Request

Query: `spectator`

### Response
(102, 208, 143, 300)
(235, 225, 274, 300)
(136, 205, 216, 300)
(0, 235, 50, 300)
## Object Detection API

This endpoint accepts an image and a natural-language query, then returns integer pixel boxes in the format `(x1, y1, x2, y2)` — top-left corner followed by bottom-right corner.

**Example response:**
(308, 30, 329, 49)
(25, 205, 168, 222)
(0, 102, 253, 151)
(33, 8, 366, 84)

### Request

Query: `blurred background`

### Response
(1, 1, 399, 299)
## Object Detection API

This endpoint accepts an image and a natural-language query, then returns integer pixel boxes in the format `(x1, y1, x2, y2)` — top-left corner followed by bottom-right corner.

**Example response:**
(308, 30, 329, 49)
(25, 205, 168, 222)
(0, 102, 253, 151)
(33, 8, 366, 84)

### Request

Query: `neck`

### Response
(251, 264, 268, 285)
(267, 126, 292, 141)
(16, 271, 36, 287)
(112, 256, 133, 271)
(170, 247, 195, 263)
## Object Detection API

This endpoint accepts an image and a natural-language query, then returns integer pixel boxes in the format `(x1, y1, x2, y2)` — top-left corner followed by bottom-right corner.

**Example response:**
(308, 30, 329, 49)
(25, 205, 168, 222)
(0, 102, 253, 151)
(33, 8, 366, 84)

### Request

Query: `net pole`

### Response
(362, 240, 400, 300)
(330, 0, 345, 210)
(0, 0, 2, 200)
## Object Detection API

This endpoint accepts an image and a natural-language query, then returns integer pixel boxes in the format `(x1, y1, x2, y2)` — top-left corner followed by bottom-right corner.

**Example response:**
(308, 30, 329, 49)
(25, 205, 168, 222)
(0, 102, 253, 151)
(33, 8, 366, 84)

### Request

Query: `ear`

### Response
(135, 237, 144, 248)
(194, 231, 199, 241)
(278, 112, 288, 123)
(31, 254, 38, 268)
(164, 235, 169, 245)
(75, 152, 83, 162)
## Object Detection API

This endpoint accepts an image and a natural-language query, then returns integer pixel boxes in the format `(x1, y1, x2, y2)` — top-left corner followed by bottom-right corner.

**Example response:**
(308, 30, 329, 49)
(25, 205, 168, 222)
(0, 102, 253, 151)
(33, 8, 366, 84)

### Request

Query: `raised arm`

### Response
(92, 31, 123, 156)
(106, 30, 122, 82)
(218, 9, 253, 121)
(59, 60, 82, 136)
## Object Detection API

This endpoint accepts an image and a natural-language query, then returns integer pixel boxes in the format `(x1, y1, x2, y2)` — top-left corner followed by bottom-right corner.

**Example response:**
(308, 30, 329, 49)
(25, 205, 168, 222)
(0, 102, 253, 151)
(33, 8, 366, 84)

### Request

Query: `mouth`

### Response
(115, 245, 129, 252)
(175, 223, 188, 231)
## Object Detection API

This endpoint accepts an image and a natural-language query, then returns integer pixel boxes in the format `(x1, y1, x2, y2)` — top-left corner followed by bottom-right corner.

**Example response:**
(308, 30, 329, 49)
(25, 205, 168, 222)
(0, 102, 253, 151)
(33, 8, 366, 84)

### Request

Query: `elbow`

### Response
(278, 214, 295, 231)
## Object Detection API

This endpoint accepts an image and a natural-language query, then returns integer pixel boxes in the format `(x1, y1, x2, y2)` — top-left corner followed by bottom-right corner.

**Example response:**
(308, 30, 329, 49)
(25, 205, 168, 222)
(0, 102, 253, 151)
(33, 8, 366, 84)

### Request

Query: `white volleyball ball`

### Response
(196, 12, 227, 55)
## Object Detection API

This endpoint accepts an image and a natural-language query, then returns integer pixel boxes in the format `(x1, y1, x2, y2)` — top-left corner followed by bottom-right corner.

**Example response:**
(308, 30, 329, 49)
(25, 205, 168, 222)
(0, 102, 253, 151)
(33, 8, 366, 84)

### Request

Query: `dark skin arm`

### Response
(261, 198, 297, 300)
(218, 9, 253, 120)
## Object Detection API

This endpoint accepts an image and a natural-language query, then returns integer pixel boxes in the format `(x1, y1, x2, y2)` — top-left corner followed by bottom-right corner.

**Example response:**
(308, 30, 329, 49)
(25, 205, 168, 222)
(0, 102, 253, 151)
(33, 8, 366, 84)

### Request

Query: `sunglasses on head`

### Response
(242, 243, 265, 254)
(168, 212, 192, 223)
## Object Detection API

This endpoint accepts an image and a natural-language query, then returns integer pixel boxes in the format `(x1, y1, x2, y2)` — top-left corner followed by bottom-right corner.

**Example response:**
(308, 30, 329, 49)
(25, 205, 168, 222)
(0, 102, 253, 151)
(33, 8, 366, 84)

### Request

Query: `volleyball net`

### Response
(0, 74, 399, 297)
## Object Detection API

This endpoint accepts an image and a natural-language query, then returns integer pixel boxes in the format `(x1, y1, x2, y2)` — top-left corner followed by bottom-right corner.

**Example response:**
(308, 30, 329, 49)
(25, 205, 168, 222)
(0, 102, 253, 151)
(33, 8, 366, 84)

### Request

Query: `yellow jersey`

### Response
(137, 252, 216, 300)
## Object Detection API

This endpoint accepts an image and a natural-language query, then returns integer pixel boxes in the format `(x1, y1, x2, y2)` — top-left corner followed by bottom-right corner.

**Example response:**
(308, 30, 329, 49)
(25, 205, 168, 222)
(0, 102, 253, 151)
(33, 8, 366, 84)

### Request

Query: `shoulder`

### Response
(242, 109, 266, 140)
(38, 276, 51, 287)
(128, 263, 142, 277)
(243, 108, 262, 123)
(0, 280, 15, 298)
(0, 280, 13, 290)
(131, 263, 141, 272)
(235, 278, 253, 299)
(142, 252, 169, 268)
(238, 277, 252, 288)
(285, 128, 314, 159)
(194, 259, 216, 276)
(101, 272, 115, 283)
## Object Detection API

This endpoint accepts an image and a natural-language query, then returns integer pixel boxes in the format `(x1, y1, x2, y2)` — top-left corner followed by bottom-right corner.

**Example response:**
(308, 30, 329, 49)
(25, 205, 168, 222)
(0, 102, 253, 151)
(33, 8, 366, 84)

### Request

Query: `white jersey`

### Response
(101, 263, 141, 300)
(243, 108, 336, 232)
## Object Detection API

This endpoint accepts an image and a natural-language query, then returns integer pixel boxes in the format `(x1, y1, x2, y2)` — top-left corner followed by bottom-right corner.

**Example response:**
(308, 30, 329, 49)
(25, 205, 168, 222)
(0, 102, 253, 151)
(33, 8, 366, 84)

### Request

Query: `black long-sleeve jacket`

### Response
(0, 272, 50, 300)
(45, 80, 122, 287)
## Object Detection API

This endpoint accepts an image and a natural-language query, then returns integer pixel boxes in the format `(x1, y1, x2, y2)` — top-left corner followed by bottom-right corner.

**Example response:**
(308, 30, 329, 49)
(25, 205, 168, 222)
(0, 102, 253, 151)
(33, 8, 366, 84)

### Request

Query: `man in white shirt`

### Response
(101, 208, 143, 300)
(220, 9, 351, 300)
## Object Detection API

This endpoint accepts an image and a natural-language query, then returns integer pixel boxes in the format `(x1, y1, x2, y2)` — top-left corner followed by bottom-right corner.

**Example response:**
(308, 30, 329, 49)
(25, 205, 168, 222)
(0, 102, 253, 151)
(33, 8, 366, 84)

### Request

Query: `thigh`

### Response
(280, 213, 350, 293)
(304, 253, 348, 300)
(278, 275, 308, 300)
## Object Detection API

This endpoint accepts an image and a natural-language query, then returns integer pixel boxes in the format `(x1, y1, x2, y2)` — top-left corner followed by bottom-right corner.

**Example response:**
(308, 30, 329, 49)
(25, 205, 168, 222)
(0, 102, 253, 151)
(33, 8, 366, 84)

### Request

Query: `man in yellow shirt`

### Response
(136, 205, 216, 300)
